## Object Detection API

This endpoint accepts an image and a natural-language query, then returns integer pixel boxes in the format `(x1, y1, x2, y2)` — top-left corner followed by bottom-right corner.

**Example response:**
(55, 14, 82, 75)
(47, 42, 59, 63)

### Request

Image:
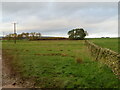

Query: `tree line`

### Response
(3, 28, 88, 40)
(4, 32, 41, 40)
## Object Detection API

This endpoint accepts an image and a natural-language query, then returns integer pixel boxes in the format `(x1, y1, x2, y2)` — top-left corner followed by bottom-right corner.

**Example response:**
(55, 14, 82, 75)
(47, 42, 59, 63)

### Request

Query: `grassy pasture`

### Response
(2, 40, 120, 88)
(88, 38, 119, 53)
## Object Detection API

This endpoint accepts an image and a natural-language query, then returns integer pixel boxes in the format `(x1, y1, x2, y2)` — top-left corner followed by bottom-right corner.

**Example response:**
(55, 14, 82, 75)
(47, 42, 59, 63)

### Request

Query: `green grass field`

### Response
(2, 40, 120, 88)
(89, 38, 119, 53)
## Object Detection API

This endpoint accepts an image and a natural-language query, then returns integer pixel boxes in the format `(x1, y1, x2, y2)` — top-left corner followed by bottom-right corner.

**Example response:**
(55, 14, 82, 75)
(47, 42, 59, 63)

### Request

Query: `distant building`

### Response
(101, 37, 110, 38)
(106, 37, 110, 38)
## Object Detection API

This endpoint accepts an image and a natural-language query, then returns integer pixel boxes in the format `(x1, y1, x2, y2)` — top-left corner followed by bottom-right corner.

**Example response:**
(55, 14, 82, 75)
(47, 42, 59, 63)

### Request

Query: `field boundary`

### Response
(85, 40, 120, 79)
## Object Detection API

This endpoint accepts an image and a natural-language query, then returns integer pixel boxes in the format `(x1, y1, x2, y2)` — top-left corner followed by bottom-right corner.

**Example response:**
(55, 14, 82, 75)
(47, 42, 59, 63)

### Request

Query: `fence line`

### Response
(85, 40, 120, 78)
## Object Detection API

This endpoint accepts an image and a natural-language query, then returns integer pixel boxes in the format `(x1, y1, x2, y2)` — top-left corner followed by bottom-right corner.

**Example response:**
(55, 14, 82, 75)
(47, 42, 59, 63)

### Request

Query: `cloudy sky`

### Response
(1, 2, 118, 38)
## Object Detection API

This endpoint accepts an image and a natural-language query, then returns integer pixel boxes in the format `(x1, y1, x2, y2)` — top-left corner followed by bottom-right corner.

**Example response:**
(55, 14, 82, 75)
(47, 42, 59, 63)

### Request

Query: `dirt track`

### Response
(2, 50, 37, 88)
(2, 51, 21, 88)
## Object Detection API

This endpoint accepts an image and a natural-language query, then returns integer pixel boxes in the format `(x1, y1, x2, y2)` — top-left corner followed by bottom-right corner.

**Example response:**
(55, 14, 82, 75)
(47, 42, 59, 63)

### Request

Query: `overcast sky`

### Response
(1, 2, 118, 38)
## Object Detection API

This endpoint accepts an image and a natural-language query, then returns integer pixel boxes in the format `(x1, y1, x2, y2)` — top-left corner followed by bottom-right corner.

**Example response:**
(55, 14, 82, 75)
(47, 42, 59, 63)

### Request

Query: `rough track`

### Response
(2, 51, 21, 88)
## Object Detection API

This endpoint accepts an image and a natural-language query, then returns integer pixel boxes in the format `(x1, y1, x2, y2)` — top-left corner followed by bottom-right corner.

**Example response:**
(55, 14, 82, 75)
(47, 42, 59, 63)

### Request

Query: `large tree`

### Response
(68, 28, 87, 40)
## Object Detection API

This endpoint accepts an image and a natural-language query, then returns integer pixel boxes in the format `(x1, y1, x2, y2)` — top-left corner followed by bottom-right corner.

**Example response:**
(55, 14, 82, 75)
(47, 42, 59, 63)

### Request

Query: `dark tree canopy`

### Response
(68, 28, 87, 40)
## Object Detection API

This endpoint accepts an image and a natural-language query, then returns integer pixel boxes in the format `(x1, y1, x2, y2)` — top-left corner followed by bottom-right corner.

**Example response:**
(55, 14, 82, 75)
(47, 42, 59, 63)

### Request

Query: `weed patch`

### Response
(75, 58, 83, 64)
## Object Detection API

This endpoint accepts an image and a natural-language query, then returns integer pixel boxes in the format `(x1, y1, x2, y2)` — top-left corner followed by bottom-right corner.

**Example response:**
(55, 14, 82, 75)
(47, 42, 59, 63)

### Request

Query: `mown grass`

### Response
(88, 38, 119, 53)
(2, 40, 120, 88)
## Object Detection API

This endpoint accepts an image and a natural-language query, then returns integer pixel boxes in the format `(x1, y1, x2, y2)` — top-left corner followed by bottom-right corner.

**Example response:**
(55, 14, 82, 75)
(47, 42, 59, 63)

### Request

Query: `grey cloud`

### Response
(1, 2, 118, 37)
